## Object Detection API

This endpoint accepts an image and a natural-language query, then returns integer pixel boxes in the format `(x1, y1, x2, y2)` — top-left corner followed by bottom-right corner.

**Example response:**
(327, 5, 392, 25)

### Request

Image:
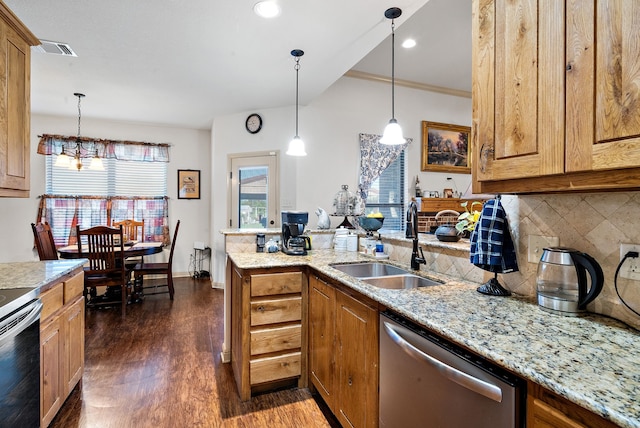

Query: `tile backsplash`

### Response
(500, 192, 640, 330)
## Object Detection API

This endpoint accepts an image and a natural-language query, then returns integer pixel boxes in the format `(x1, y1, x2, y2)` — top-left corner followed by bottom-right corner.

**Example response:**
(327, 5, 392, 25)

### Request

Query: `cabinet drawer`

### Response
(251, 272, 302, 297)
(251, 296, 301, 326)
(250, 352, 301, 385)
(63, 272, 84, 303)
(251, 324, 301, 356)
(41, 282, 63, 321)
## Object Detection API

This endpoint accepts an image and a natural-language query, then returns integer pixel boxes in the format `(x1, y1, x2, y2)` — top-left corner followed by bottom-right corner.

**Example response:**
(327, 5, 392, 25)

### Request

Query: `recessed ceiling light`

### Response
(402, 39, 416, 48)
(254, 1, 281, 18)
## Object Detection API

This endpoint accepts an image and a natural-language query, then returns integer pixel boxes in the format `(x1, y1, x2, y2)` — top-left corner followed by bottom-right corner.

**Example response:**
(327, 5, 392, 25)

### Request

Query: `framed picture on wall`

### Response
(421, 121, 471, 174)
(178, 169, 200, 199)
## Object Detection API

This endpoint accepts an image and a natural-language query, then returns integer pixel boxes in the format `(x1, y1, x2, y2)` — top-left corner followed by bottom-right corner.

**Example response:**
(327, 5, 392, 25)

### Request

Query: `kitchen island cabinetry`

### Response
(472, 0, 640, 194)
(40, 269, 85, 428)
(0, 3, 39, 198)
(309, 274, 379, 428)
(527, 382, 618, 428)
(229, 260, 306, 401)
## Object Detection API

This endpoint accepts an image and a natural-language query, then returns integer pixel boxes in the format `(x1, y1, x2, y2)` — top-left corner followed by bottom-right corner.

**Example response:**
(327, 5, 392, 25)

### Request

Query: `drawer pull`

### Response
(257, 305, 265, 312)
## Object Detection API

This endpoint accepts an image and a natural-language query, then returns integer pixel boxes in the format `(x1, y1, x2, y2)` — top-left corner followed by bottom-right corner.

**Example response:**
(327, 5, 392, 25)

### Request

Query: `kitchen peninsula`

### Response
(0, 259, 86, 427)
(227, 247, 640, 428)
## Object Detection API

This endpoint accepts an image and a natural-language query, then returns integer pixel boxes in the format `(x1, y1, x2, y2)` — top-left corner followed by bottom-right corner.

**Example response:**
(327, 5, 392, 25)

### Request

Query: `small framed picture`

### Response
(421, 121, 471, 174)
(443, 188, 454, 198)
(178, 169, 200, 199)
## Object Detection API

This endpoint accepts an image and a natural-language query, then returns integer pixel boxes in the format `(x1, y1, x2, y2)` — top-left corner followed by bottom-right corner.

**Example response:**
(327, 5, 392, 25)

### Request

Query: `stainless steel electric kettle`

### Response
(536, 247, 604, 315)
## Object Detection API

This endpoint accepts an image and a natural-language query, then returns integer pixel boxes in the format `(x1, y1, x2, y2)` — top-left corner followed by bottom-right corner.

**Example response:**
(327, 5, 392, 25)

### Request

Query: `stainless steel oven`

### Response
(380, 311, 524, 428)
(0, 289, 42, 428)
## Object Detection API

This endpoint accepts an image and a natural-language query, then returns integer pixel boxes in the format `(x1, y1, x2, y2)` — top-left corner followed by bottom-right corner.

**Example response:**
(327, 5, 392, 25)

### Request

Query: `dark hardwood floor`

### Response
(50, 277, 339, 428)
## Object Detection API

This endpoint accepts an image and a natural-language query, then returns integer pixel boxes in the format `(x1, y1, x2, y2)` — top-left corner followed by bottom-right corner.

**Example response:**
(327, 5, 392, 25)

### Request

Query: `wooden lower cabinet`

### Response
(527, 382, 618, 428)
(309, 274, 379, 428)
(229, 261, 306, 401)
(40, 270, 85, 428)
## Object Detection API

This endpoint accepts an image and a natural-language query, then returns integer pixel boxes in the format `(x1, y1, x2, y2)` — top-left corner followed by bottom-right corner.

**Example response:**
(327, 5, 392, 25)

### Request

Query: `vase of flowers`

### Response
(455, 201, 483, 238)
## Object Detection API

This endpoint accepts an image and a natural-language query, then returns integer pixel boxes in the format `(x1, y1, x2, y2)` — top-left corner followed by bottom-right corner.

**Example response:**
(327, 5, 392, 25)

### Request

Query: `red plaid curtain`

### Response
(37, 195, 170, 247)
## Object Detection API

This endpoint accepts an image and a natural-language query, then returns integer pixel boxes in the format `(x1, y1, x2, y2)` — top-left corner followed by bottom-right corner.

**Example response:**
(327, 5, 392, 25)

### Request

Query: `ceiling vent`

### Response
(33, 40, 77, 57)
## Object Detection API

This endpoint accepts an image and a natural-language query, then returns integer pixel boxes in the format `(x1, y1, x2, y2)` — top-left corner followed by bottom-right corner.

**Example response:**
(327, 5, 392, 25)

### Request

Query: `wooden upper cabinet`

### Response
(566, 0, 640, 173)
(473, 0, 640, 193)
(0, 2, 38, 198)
(473, 0, 565, 183)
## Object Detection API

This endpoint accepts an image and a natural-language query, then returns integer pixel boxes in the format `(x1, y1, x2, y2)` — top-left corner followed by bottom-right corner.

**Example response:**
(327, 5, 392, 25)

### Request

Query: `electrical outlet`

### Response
(528, 235, 559, 263)
(620, 244, 640, 280)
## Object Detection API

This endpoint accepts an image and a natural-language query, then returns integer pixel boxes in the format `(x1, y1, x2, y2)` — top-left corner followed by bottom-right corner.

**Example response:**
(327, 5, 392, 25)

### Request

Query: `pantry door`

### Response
(228, 152, 279, 229)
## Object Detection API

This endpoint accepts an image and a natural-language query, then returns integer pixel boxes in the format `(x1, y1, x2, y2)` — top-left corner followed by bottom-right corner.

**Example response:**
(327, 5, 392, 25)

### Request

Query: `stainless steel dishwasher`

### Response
(380, 311, 523, 428)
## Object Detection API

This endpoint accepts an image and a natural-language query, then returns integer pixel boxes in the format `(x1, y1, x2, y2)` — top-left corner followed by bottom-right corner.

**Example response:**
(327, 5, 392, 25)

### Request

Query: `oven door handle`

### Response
(0, 300, 43, 342)
(383, 321, 503, 403)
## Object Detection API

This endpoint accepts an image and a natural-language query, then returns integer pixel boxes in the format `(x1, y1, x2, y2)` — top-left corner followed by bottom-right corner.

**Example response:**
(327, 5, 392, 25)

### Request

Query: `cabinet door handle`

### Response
(348, 376, 353, 386)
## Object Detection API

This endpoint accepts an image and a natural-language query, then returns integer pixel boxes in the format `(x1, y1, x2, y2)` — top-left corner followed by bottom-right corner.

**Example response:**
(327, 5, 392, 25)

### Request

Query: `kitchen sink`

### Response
(362, 274, 442, 289)
(330, 262, 410, 278)
(330, 262, 443, 289)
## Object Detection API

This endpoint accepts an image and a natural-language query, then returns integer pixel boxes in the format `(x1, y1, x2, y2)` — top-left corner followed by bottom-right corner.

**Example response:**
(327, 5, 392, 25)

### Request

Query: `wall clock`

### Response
(245, 113, 262, 134)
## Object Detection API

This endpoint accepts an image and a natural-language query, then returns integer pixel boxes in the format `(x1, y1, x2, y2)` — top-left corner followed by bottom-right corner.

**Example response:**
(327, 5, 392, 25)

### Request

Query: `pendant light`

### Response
(55, 93, 104, 171)
(286, 49, 307, 156)
(380, 7, 406, 146)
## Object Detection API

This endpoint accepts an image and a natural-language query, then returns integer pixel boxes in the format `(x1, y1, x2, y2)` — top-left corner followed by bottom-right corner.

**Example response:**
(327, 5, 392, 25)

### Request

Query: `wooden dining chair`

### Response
(111, 219, 145, 242)
(77, 225, 128, 314)
(133, 220, 180, 300)
(31, 222, 58, 260)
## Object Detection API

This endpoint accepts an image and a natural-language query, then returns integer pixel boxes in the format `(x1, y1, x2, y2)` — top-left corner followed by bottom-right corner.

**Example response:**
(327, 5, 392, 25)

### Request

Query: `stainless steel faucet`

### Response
(407, 200, 426, 270)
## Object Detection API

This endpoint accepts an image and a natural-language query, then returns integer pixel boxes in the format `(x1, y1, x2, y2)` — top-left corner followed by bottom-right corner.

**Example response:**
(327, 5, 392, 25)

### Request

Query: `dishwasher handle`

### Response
(383, 321, 503, 403)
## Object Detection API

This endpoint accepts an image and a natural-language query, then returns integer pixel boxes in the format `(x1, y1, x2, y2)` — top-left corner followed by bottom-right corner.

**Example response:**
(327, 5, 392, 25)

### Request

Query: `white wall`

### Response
(210, 76, 472, 284)
(0, 114, 211, 276)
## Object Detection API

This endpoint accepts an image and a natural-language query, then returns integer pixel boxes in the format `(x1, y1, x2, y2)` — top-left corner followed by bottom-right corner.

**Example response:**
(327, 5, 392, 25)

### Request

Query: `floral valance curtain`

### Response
(36, 195, 170, 247)
(37, 134, 170, 162)
(357, 133, 411, 200)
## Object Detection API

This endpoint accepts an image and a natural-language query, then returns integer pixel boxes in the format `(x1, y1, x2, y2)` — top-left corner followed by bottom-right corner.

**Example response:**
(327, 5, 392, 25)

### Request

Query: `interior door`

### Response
(229, 152, 279, 229)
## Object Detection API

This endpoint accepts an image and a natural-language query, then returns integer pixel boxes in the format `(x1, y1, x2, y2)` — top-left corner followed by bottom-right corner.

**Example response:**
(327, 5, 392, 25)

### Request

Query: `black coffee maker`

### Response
(281, 211, 311, 255)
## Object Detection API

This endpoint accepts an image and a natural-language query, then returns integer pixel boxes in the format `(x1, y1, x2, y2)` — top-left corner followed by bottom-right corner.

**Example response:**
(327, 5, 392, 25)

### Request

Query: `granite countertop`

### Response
(227, 249, 640, 428)
(0, 260, 87, 318)
(0, 260, 87, 291)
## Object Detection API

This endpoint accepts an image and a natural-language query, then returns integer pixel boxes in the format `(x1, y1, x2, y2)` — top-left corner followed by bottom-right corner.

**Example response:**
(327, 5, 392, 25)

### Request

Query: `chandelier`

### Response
(55, 93, 104, 171)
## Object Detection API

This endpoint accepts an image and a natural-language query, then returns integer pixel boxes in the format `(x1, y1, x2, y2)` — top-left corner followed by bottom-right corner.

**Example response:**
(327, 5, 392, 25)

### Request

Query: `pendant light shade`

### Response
(286, 49, 307, 156)
(380, 7, 406, 146)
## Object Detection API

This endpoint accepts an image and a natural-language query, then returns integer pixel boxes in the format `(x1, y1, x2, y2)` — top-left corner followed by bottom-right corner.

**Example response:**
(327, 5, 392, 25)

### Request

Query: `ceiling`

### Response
(5, 0, 471, 130)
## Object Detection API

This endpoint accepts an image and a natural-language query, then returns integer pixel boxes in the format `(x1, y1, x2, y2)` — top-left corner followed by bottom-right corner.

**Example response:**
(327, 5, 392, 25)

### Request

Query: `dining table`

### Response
(57, 241, 164, 259)
(57, 241, 164, 304)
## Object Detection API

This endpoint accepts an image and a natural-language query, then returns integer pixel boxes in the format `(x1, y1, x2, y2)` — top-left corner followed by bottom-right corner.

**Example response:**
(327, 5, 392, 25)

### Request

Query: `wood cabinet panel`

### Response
(0, 4, 37, 197)
(335, 289, 379, 428)
(473, 0, 640, 193)
(64, 296, 84, 396)
(40, 269, 84, 427)
(63, 273, 84, 303)
(309, 275, 336, 408)
(40, 283, 63, 320)
(251, 271, 302, 296)
(250, 324, 301, 356)
(229, 262, 305, 401)
(250, 352, 301, 385)
(527, 381, 618, 428)
(250, 296, 301, 326)
(40, 316, 63, 428)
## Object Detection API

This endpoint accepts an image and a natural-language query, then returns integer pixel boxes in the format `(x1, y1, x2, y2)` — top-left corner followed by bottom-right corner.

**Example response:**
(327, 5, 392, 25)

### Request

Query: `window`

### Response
(364, 151, 405, 231)
(41, 155, 169, 246)
(46, 156, 167, 196)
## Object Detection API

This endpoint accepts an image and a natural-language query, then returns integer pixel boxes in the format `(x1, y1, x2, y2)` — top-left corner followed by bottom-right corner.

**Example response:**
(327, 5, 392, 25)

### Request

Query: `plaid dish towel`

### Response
(469, 198, 519, 273)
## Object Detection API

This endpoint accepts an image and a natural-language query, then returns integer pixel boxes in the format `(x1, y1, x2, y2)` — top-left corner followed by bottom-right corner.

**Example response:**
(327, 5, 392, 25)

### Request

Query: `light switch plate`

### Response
(528, 235, 559, 263)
